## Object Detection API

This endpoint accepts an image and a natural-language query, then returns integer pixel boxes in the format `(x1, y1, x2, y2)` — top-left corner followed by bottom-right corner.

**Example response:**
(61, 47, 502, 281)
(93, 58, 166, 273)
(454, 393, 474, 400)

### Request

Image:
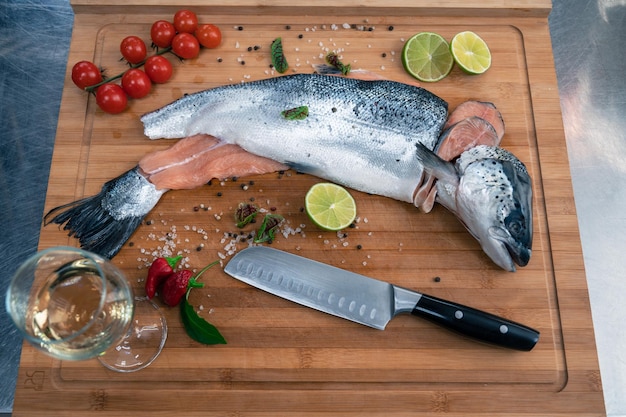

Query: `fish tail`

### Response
(43, 167, 166, 259)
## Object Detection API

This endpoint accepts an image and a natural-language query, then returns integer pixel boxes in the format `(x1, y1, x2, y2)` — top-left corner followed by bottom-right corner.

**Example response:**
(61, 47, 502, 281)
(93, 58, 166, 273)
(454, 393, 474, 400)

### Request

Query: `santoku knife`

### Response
(225, 246, 539, 351)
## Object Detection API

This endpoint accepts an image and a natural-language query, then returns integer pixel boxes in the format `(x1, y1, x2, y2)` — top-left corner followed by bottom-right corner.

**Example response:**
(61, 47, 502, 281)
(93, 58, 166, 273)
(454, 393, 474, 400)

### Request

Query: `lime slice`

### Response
(401, 32, 454, 82)
(450, 31, 491, 75)
(305, 183, 357, 231)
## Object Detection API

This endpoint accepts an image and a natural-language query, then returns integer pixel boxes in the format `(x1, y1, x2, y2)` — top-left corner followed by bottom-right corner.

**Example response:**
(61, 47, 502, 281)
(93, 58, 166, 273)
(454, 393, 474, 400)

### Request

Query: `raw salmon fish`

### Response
(45, 74, 532, 271)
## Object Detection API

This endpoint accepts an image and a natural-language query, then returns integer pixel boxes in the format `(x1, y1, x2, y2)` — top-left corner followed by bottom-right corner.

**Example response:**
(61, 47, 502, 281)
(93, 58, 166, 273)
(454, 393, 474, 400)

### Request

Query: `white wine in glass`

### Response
(5, 246, 167, 372)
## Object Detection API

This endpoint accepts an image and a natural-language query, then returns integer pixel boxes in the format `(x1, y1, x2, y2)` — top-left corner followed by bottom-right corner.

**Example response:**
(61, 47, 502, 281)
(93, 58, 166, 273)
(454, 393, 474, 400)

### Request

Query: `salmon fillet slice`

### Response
(443, 100, 505, 142)
(139, 134, 288, 190)
(435, 116, 500, 162)
(139, 134, 220, 175)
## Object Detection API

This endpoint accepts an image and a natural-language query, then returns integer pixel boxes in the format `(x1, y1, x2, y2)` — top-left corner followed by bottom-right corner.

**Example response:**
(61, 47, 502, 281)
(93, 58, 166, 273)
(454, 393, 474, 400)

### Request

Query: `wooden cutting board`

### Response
(12, 1, 605, 415)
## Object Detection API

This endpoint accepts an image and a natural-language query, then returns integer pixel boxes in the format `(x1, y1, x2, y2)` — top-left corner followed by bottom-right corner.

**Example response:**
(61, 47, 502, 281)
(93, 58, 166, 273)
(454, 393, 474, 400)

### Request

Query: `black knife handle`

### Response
(412, 294, 539, 351)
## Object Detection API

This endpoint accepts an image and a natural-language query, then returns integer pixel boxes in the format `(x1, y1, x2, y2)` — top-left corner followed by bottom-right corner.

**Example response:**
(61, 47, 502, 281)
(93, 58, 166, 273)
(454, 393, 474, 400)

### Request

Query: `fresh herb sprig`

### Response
(281, 106, 309, 120)
(271, 37, 289, 73)
(181, 260, 227, 345)
(254, 214, 284, 243)
(326, 52, 351, 76)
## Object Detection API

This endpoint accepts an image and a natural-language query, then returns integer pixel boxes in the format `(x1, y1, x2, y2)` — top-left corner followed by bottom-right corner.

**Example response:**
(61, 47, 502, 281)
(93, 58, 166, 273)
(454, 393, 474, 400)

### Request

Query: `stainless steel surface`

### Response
(0, 0, 624, 415)
(226, 246, 405, 329)
(549, 1, 626, 415)
(0, 0, 73, 414)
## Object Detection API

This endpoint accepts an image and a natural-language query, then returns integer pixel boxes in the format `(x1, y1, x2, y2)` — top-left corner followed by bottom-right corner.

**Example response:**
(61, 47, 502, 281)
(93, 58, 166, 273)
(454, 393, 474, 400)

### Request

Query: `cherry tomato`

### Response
(195, 24, 222, 49)
(150, 20, 176, 48)
(173, 10, 198, 34)
(120, 36, 147, 64)
(171, 33, 200, 59)
(144, 55, 173, 83)
(95, 84, 127, 114)
(121, 69, 152, 99)
(71, 61, 102, 90)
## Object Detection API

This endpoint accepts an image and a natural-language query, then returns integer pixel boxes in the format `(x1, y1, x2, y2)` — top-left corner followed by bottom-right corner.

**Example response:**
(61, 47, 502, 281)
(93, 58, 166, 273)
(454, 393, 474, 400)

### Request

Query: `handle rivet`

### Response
(454, 310, 463, 319)
(499, 325, 509, 334)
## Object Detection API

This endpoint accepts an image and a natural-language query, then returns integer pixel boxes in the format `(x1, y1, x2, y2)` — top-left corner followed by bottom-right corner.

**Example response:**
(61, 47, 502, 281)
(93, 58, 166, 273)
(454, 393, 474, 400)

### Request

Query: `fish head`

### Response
(453, 145, 533, 272)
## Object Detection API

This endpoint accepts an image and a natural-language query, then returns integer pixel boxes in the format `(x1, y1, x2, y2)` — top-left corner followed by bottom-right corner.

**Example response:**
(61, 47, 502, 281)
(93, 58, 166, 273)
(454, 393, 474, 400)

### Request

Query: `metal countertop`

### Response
(1, 0, 624, 415)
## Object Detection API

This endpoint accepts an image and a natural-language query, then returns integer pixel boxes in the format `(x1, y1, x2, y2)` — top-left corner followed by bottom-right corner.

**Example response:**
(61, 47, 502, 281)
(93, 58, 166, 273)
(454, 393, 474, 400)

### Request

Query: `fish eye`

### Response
(504, 210, 527, 240)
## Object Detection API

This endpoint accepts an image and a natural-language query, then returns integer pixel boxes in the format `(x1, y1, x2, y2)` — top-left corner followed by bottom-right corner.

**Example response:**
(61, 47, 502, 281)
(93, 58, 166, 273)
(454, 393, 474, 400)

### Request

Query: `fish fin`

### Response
(313, 63, 344, 75)
(413, 173, 437, 212)
(414, 143, 460, 212)
(312, 64, 421, 86)
(414, 143, 458, 184)
(284, 161, 323, 176)
(43, 167, 165, 259)
(313, 63, 362, 77)
(422, 184, 438, 213)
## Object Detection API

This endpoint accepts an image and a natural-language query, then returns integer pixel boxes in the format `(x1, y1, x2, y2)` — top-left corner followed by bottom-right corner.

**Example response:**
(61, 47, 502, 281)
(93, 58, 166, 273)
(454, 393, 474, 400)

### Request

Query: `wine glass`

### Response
(5, 246, 167, 372)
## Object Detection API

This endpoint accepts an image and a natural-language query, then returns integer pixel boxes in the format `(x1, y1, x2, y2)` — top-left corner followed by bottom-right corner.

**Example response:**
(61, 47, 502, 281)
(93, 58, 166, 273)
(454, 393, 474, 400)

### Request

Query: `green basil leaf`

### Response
(325, 52, 351, 76)
(254, 213, 284, 243)
(181, 295, 227, 345)
(281, 106, 309, 120)
(235, 202, 258, 228)
(271, 37, 288, 74)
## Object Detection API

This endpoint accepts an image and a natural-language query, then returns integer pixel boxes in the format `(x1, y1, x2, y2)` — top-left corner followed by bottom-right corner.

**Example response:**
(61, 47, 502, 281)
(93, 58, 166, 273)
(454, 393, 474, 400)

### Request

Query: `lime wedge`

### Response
(401, 32, 454, 82)
(450, 31, 491, 75)
(305, 183, 357, 231)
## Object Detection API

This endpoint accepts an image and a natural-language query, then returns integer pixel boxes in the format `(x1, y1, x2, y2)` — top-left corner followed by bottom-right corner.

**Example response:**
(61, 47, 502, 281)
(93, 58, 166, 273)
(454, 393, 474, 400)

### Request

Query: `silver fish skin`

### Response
(44, 167, 167, 259)
(415, 144, 533, 272)
(141, 73, 448, 204)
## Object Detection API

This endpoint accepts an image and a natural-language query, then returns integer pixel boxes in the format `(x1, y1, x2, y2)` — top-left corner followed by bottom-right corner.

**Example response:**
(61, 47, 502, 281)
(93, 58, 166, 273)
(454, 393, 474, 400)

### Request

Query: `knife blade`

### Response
(224, 246, 539, 351)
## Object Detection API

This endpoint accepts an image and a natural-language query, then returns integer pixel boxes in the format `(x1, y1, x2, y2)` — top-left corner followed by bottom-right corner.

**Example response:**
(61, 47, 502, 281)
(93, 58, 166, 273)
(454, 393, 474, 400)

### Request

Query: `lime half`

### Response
(401, 32, 454, 82)
(450, 31, 491, 75)
(305, 183, 357, 231)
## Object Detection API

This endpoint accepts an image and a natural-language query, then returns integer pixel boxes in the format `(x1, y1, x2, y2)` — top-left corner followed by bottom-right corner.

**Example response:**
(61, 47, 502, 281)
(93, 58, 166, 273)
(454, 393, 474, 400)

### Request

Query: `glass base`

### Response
(98, 297, 167, 372)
